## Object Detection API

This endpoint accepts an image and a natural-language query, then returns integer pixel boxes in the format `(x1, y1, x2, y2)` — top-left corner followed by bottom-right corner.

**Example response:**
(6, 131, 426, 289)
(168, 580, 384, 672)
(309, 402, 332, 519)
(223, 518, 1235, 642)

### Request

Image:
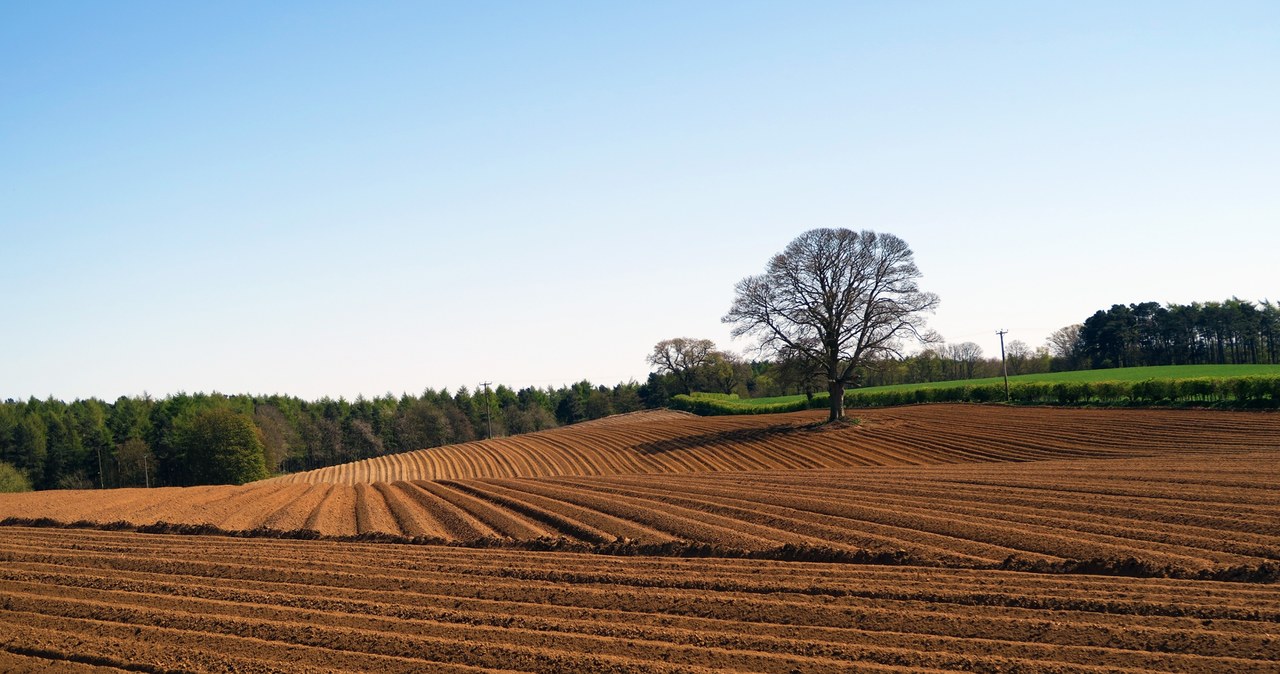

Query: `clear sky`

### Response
(3, 1, 1277, 402)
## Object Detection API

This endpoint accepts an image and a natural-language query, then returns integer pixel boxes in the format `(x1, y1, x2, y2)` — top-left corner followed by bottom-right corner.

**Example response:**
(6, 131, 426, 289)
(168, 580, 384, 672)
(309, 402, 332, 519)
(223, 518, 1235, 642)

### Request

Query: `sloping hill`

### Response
(2, 405, 1279, 577)
(267, 404, 1277, 484)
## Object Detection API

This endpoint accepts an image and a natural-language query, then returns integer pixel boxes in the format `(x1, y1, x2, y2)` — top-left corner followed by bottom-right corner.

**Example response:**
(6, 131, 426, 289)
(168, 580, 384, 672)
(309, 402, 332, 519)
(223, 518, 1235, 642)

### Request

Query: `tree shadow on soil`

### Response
(634, 419, 859, 455)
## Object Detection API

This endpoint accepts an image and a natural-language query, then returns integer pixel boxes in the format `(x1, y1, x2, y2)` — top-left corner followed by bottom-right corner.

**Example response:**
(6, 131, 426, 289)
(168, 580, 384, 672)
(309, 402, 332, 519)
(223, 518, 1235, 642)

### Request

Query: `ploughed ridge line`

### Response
(261, 405, 1280, 484)
(1, 405, 1278, 580)
(3, 526, 1279, 673)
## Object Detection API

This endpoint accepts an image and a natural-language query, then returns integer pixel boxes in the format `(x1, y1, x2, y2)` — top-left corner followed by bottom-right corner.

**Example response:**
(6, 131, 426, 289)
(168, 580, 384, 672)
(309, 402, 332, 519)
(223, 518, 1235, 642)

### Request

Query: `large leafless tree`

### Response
(723, 229, 939, 422)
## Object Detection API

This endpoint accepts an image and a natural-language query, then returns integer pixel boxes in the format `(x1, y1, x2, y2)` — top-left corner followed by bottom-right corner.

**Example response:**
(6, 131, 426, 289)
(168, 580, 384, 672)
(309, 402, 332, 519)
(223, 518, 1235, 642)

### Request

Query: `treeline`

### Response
(1076, 299, 1280, 369)
(650, 297, 1280, 400)
(853, 298, 1280, 386)
(0, 381, 653, 490)
(857, 342, 1053, 388)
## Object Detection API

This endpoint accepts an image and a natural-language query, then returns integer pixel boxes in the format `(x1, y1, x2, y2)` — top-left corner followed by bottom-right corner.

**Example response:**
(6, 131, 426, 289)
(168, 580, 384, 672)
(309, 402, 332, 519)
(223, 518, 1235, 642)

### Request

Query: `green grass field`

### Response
(723, 364, 1280, 407)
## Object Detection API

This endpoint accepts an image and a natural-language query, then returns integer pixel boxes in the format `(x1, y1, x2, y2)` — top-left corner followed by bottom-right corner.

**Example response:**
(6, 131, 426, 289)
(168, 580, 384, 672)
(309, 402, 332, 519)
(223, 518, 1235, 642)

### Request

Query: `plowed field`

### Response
(2, 406, 1277, 576)
(3, 404, 1278, 671)
(270, 405, 1280, 483)
(1, 527, 1277, 673)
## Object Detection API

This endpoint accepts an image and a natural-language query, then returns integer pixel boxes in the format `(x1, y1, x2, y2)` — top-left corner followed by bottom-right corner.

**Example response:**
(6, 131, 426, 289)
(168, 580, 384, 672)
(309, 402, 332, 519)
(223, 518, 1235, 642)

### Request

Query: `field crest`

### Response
(265, 404, 1278, 484)
(1, 405, 1278, 580)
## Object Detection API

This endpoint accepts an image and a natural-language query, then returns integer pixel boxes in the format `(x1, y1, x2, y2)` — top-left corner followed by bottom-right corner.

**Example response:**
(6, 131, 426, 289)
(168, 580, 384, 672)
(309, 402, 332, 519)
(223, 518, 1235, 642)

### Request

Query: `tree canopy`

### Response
(723, 228, 938, 421)
(0, 461, 32, 493)
(171, 407, 269, 486)
(646, 338, 742, 395)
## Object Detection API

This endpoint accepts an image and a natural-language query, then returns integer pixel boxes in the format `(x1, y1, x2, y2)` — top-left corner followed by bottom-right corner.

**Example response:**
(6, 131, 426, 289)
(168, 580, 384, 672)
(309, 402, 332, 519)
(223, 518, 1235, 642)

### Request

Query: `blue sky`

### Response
(3, 1, 1277, 401)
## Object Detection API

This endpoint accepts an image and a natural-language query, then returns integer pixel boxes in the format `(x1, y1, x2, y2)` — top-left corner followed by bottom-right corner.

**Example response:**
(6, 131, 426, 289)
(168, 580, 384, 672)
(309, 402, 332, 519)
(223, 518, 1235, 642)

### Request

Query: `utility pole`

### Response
(997, 329, 1010, 401)
(479, 381, 493, 440)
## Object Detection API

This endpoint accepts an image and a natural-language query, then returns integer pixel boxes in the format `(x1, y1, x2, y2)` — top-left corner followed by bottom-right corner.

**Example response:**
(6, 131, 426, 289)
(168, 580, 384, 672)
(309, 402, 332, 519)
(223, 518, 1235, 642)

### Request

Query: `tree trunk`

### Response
(827, 381, 844, 422)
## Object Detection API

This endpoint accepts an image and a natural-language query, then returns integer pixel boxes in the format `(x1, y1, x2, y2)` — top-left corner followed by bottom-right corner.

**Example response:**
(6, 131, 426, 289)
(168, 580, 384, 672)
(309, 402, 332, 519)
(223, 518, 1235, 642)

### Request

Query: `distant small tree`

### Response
(114, 437, 153, 487)
(555, 392, 586, 425)
(584, 387, 613, 419)
(1006, 340, 1031, 376)
(946, 342, 984, 379)
(394, 399, 452, 450)
(172, 407, 268, 486)
(700, 351, 742, 394)
(0, 461, 32, 493)
(55, 471, 94, 490)
(345, 419, 386, 459)
(506, 405, 558, 434)
(638, 372, 673, 408)
(253, 405, 295, 472)
(1047, 324, 1084, 369)
(646, 338, 718, 394)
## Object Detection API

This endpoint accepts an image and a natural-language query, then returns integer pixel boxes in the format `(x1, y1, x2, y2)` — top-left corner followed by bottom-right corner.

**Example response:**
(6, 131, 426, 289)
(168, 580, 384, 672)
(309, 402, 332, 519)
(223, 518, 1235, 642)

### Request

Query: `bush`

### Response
(1132, 379, 1174, 403)
(0, 462, 33, 493)
(1176, 377, 1218, 402)
(1051, 382, 1083, 404)
(1093, 381, 1126, 403)
(56, 471, 94, 490)
(1010, 382, 1051, 403)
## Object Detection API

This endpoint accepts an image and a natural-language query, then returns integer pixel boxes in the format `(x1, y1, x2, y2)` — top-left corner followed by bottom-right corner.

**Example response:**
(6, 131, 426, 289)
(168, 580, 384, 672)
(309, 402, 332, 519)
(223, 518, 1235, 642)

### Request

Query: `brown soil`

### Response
(1, 405, 1276, 579)
(0, 526, 1277, 672)
(266, 405, 1280, 483)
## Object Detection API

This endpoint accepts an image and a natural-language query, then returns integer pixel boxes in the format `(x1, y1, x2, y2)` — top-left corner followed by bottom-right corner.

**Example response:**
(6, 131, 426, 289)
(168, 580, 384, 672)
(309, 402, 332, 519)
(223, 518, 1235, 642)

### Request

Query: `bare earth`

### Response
(1, 404, 1278, 671)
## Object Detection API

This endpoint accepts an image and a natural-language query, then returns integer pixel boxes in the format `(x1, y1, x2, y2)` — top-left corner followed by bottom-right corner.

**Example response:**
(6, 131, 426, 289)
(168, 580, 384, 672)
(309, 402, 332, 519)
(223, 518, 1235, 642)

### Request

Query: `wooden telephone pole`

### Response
(997, 329, 1010, 401)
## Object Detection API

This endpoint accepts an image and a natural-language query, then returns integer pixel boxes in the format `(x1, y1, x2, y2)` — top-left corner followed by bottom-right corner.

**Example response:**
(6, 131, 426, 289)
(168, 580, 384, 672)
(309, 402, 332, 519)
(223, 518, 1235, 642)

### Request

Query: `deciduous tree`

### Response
(1047, 324, 1083, 362)
(0, 461, 31, 493)
(724, 228, 938, 422)
(646, 338, 718, 395)
(172, 407, 268, 485)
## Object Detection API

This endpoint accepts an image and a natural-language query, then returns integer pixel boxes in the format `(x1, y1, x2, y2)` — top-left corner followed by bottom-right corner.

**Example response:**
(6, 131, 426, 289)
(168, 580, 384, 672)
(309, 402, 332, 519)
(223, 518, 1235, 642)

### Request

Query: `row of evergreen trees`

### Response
(1077, 299, 1280, 369)
(0, 381, 658, 490)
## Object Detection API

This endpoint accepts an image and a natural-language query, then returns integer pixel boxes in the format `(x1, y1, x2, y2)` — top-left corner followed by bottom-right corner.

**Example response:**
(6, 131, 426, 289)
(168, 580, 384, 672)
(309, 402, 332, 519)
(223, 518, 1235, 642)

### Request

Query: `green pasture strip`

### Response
(673, 365, 1280, 415)
(860, 364, 1280, 393)
(671, 393, 828, 415)
(729, 365, 1280, 405)
(843, 375, 1280, 408)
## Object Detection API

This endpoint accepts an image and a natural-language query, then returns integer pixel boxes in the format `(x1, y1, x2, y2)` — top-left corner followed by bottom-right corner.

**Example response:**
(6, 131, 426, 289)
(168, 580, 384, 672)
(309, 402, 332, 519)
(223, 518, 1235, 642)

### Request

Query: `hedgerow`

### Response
(842, 375, 1280, 408)
(669, 393, 830, 415)
(676, 376, 1280, 414)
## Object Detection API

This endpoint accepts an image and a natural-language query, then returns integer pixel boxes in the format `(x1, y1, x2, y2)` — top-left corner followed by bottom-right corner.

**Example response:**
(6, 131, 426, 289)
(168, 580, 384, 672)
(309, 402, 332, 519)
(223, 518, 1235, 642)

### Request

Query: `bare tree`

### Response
(1006, 339, 1031, 375)
(114, 437, 153, 488)
(724, 229, 939, 422)
(253, 405, 296, 472)
(1047, 324, 1083, 361)
(646, 338, 718, 394)
(947, 342, 984, 379)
